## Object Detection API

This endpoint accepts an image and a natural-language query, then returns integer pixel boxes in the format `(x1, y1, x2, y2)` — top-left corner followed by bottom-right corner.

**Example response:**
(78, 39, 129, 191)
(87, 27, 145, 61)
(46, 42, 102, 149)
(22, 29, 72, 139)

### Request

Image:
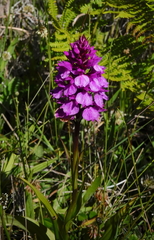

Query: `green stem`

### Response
(72, 120, 80, 193)
(63, 119, 81, 239)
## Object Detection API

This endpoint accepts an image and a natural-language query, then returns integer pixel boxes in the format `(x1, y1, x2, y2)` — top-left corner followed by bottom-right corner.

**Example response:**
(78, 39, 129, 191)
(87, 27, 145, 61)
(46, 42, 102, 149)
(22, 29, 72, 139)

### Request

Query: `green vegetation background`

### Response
(0, 0, 154, 239)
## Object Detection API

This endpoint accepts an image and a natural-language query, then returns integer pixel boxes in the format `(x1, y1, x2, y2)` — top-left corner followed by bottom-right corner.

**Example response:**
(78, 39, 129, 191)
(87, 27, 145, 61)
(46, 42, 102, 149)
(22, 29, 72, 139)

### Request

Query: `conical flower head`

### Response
(51, 36, 109, 121)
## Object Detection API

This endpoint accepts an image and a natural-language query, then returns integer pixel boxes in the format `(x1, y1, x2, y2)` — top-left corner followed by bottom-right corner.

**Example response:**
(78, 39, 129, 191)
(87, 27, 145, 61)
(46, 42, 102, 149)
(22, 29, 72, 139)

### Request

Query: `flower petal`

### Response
(55, 108, 66, 118)
(86, 56, 102, 67)
(94, 93, 103, 108)
(71, 68, 84, 75)
(98, 76, 109, 87)
(61, 71, 70, 79)
(58, 61, 72, 71)
(62, 101, 79, 116)
(75, 75, 89, 87)
(76, 92, 93, 106)
(82, 107, 99, 121)
(73, 44, 80, 54)
(89, 78, 101, 92)
(93, 65, 106, 73)
(57, 61, 72, 79)
(51, 87, 63, 99)
(100, 92, 109, 100)
(64, 85, 77, 96)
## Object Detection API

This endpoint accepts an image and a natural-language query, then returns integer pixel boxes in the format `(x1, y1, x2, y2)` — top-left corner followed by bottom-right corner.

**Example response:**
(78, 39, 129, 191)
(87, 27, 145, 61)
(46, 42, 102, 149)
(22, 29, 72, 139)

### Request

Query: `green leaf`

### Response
(53, 198, 67, 214)
(83, 175, 101, 204)
(33, 145, 44, 158)
(64, 185, 84, 232)
(26, 191, 35, 219)
(89, 211, 97, 219)
(77, 212, 88, 221)
(20, 177, 61, 239)
(107, 89, 121, 107)
(20, 177, 57, 219)
(0, 215, 55, 240)
(3, 153, 16, 175)
(0, 214, 27, 231)
(129, 234, 138, 240)
(7, 38, 19, 53)
(31, 156, 60, 174)
(44, 218, 54, 228)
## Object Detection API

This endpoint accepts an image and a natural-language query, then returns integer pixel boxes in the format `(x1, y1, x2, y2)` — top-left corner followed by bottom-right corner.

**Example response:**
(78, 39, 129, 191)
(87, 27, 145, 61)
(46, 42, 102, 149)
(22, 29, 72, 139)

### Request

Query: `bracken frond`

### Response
(48, 0, 58, 20)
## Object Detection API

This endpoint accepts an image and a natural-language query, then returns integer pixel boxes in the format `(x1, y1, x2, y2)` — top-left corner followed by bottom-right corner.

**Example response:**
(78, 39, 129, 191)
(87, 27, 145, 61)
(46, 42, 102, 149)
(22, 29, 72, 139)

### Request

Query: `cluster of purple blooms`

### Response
(51, 36, 108, 121)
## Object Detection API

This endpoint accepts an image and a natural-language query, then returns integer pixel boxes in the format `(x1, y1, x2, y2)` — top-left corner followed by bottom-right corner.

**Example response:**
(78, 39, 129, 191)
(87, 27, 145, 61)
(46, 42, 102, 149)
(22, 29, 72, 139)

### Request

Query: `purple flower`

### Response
(51, 36, 109, 121)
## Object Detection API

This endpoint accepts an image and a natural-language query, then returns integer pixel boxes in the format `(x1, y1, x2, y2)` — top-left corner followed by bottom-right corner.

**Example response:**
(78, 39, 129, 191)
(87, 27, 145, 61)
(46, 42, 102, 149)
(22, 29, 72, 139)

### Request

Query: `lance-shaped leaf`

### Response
(20, 177, 60, 239)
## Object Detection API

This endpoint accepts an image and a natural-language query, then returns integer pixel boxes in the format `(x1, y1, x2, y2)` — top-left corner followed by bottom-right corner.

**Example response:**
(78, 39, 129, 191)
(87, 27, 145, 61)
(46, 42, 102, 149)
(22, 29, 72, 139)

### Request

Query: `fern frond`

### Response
(55, 32, 67, 40)
(132, 24, 146, 36)
(80, 4, 93, 14)
(115, 11, 134, 19)
(50, 39, 69, 53)
(64, 0, 76, 9)
(60, 9, 76, 29)
(136, 92, 154, 107)
(102, 53, 135, 91)
(107, 3, 132, 9)
(121, 80, 136, 92)
(48, 0, 58, 20)
(126, 22, 134, 33)
(59, 0, 77, 29)
(51, 56, 67, 61)
(50, 42, 68, 48)
(48, 0, 61, 30)
(146, 1, 154, 10)
(51, 48, 69, 52)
